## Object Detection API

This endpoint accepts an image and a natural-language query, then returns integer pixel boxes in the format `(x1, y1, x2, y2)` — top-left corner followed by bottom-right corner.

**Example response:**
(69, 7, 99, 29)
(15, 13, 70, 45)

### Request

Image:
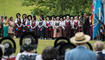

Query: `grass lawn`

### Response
(0, 0, 32, 18)
(14, 38, 105, 56)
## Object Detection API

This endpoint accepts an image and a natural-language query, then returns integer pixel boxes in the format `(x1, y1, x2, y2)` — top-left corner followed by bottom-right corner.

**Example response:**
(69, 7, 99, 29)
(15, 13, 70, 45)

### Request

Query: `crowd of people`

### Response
(0, 32, 105, 60)
(0, 12, 92, 39)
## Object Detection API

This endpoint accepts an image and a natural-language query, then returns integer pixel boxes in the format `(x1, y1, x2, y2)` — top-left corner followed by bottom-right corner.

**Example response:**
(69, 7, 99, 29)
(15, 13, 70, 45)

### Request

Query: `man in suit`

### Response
(94, 41, 105, 60)
(65, 32, 97, 60)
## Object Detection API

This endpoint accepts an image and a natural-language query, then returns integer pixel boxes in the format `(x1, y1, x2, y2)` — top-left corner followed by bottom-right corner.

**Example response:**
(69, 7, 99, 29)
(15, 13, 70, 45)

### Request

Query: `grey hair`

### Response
(94, 41, 104, 51)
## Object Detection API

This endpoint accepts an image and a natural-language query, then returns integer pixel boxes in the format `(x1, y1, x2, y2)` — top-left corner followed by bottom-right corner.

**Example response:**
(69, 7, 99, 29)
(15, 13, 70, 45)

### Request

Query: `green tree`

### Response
(23, 0, 92, 16)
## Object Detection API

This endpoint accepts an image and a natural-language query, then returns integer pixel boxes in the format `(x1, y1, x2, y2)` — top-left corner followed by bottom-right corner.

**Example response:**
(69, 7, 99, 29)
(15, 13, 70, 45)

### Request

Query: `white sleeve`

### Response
(36, 55, 43, 60)
(16, 53, 21, 60)
(15, 19, 17, 23)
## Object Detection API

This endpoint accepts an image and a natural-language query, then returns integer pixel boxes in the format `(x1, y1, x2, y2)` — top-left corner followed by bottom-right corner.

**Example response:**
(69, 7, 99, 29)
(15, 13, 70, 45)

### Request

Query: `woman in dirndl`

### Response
(31, 16, 38, 36)
(15, 13, 22, 38)
(26, 15, 32, 32)
(60, 16, 65, 37)
(74, 16, 80, 33)
(21, 14, 27, 33)
(64, 15, 71, 38)
(37, 15, 46, 39)
(45, 16, 53, 39)
(8, 17, 15, 37)
(53, 16, 62, 38)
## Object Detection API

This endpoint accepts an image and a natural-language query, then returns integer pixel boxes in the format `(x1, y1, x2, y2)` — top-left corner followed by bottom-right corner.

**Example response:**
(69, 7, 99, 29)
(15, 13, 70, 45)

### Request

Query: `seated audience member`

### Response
(0, 45, 4, 60)
(94, 41, 105, 60)
(16, 35, 37, 60)
(65, 32, 97, 60)
(36, 46, 57, 60)
(1, 40, 16, 60)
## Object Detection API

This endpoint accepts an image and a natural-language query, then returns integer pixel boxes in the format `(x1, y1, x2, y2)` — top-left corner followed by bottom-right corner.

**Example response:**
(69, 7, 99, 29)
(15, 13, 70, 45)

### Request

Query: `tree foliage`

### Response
(23, 0, 92, 16)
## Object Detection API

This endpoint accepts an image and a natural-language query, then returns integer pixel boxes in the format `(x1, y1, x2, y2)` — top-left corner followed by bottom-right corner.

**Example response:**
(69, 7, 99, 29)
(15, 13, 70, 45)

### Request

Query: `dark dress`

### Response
(15, 18, 22, 38)
(65, 20, 71, 38)
(31, 21, 37, 36)
(74, 20, 80, 33)
(37, 21, 45, 38)
(45, 21, 53, 38)
(22, 19, 27, 32)
(26, 20, 32, 32)
(83, 17, 91, 35)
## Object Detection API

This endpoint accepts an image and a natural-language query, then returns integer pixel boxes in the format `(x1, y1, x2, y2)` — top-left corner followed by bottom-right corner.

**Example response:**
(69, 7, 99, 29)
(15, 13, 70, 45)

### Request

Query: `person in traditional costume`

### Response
(16, 33, 38, 60)
(8, 17, 15, 38)
(82, 13, 91, 35)
(73, 16, 80, 33)
(31, 16, 38, 36)
(70, 17, 75, 37)
(64, 15, 71, 38)
(0, 37, 16, 60)
(15, 13, 22, 38)
(37, 15, 46, 39)
(0, 45, 4, 60)
(21, 14, 27, 33)
(53, 16, 62, 38)
(26, 15, 32, 32)
(3, 16, 9, 38)
(60, 16, 65, 37)
(45, 16, 53, 39)
(0, 16, 3, 37)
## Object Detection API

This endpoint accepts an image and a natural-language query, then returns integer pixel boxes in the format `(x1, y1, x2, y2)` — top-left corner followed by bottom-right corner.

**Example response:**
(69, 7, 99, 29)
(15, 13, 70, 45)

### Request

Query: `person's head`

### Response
(16, 13, 21, 18)
(67, 16, 70, 20)
(71, 32, 90, 45)
(75, 16, 79, 20)
(53, 16, 56, 21)
(56, 16, 60, 21)
(51, 15, 55, 20)
(94, 41, 104, 51)
(9, 16, 13, 21)
(28, 15, 32, 20)
(42, 46, 57, 60)
(83, 13, 87, 17)
(46, 16, 50, 21)
(71, 17, 74, 20)
(22, 14, 27, 19)
(33, 16, 36, 21)
(63, 15, 66, 20)
(4, 16, 7, 20)
(60, 17, 63, 21)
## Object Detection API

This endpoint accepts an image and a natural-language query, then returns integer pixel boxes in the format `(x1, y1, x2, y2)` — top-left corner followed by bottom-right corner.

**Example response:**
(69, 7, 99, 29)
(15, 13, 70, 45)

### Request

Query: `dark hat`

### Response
(16, 13, 21, 18)
(27, 15, 32, 20)
(20, 32, 38, 52)
(0, 37, 16, 56)
(22, 14, 27, 18)
(54, 37, 76, 60)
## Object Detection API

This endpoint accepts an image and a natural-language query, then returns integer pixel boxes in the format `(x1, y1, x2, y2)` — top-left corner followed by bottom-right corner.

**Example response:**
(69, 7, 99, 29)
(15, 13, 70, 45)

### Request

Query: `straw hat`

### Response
(70, 32, 90, 44)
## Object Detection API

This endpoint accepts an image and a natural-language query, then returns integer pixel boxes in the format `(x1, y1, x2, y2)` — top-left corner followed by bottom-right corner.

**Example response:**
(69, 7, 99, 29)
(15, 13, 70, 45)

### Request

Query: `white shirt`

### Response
(36, 55, 42, 60)
(16, 52, 37, 60)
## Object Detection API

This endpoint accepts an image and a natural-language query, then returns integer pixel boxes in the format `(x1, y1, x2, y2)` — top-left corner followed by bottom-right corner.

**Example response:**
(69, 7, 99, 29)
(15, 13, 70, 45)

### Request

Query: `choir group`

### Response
(0, 12, 91, 39)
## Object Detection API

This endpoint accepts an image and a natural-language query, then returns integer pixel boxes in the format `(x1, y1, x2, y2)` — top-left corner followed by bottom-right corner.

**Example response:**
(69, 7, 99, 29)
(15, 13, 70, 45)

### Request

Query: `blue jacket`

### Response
(65, 45, 97, 60)
(96, 52, 105, 60)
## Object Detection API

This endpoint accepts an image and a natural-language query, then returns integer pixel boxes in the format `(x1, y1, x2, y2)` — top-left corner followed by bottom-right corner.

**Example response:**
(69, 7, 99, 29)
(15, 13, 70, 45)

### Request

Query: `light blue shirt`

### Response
(65, 45, 97, 60)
